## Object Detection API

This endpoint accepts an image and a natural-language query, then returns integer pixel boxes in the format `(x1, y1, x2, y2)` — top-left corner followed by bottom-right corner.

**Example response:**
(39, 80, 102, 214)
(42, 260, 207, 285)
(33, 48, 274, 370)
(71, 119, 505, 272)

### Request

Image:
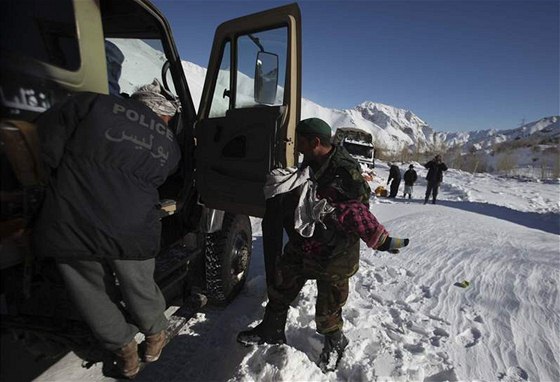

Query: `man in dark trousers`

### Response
(33, 79, 180, 378)
(403, 164, 417, 199)
(237, 118, 409, 372)
(424, 154, 448, 204)
(387, 163, 401, 198)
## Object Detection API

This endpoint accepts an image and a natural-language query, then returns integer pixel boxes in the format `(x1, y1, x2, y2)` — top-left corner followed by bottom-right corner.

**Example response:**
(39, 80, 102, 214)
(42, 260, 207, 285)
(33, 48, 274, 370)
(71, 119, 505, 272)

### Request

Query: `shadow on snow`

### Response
(436, 200, 559, 235)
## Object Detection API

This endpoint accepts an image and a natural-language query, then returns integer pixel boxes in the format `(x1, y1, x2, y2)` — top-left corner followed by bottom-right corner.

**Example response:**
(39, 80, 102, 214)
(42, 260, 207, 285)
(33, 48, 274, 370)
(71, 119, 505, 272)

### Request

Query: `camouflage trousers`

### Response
(267, 242, 354, 335)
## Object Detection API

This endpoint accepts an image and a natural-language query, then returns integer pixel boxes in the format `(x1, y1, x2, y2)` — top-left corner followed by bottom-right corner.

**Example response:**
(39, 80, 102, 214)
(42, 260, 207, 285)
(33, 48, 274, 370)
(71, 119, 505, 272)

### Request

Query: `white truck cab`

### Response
(333, 127, 376, 169)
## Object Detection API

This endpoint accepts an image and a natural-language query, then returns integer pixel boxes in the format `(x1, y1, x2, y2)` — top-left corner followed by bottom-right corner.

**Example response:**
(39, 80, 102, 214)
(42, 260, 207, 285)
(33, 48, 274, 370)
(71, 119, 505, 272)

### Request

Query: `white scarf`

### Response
(264, 167, 334, 237)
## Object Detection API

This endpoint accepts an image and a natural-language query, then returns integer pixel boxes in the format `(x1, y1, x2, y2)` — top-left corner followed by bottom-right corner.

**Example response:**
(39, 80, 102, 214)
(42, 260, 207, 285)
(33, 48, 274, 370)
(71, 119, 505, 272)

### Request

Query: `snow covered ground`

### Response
(35, 163, 559, 382)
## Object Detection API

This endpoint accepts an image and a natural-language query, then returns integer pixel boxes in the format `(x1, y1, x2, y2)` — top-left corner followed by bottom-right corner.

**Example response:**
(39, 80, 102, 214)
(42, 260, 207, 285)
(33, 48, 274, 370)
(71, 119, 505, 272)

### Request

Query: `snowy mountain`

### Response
(299, 100, 438, 153)
(314, 100, 559, 158)
(113, 39, 559, 173)
(440, 116, 560, 151)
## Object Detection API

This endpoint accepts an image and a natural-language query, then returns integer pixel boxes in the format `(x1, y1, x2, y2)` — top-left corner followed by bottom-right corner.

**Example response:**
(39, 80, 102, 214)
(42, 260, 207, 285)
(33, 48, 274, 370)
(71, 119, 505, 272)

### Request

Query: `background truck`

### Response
(0, 0, 301, 375)
(333, 127, 376, 169)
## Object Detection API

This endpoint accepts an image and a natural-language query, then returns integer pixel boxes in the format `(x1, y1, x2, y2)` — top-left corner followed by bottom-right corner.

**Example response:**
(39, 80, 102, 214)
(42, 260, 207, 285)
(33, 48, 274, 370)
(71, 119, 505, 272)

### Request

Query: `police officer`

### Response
(33, 79, 180, 378)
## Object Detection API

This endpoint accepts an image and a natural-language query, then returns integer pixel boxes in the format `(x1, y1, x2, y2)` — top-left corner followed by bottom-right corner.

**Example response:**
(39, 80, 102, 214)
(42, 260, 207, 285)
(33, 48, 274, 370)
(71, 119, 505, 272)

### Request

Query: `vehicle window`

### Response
(209, 42, 231, 118)
(106, 38, 178, 98)
(0, 0, 80, 71)
(343, 141, 374, 159)
(235, 28, 287, 108)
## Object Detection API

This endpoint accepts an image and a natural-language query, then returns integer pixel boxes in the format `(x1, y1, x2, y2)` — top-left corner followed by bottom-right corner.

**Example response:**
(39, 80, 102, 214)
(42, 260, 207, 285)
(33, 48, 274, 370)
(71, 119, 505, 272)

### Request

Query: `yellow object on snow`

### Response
(374, 186, 388, 197)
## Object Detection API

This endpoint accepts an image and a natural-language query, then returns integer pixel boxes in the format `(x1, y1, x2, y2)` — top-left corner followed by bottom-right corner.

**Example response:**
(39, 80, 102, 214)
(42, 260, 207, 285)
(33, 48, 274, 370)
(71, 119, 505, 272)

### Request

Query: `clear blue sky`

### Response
(151, 0, 559, 133)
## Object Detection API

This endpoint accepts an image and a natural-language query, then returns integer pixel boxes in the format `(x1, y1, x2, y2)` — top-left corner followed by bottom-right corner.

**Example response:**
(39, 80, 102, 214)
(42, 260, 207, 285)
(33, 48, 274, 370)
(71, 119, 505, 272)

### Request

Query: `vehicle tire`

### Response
(204, 213, 252, 304)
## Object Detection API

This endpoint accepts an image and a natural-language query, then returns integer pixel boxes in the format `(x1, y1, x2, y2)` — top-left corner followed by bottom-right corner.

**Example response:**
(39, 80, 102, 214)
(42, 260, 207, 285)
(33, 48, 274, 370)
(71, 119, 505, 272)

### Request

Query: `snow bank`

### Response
(36, 162, 560, 382)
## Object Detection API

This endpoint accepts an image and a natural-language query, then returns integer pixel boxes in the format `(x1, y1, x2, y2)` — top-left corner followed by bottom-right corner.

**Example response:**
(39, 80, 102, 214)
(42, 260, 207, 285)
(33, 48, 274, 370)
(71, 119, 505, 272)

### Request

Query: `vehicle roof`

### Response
(335, 126, 373, 136)
(101, 0, 164, 39)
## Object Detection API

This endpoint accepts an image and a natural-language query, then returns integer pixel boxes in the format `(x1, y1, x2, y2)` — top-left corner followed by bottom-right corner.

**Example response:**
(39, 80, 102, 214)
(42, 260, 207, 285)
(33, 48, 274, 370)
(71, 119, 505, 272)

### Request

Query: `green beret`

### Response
(296, 118, 332, 138)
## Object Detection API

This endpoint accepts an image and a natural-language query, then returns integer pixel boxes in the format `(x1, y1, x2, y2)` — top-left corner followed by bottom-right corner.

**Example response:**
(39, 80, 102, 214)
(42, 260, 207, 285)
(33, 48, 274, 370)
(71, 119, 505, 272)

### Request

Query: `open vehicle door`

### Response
(195, 3, 301, 218)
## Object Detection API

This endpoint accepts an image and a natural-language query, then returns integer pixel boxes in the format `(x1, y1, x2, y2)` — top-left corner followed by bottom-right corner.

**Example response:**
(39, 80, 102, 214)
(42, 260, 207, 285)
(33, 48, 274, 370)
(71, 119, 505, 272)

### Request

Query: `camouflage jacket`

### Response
(284, 145, 371, 278)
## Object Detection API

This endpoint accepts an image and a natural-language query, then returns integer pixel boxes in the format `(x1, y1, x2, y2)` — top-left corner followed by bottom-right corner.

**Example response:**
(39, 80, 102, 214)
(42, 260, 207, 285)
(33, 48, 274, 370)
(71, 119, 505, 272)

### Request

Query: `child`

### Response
(403, 164, 417, 199)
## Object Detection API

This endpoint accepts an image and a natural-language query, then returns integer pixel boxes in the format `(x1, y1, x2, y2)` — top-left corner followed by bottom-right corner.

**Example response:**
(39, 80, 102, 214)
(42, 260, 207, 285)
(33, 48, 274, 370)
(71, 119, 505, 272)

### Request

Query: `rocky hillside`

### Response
(316, 100, 559, 156)
(437, 116, 559, 152)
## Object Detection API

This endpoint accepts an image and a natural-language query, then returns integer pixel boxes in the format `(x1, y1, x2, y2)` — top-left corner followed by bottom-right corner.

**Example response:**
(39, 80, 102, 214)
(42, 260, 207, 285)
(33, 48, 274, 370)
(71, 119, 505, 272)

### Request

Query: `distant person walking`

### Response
(387, 164, 401, 198)
(424, 155, 448, 204)
(403, 164, 417, 199)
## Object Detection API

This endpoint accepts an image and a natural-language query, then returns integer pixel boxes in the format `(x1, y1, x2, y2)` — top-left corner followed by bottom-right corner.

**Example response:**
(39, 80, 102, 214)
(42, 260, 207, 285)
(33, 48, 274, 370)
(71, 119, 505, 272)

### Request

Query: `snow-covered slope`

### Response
(300, 100, 440, 153)
(440, 116, 560, 150)
(17, 39, 560, 382)
(35, 163, 560, 382)
(353, 101, 442, 151)
(112, 39, 559, 164)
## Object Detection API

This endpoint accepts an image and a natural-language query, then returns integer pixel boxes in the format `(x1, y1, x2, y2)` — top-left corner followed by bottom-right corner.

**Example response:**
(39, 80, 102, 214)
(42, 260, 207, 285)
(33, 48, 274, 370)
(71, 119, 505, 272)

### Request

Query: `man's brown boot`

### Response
(144, 330, 167, 362)
(114, 339, 140, 379)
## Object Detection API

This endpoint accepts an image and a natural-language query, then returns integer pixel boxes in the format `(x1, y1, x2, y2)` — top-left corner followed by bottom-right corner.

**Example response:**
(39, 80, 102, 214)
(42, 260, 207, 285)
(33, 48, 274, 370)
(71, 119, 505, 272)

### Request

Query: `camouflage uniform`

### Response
(268, 145, 370, 334)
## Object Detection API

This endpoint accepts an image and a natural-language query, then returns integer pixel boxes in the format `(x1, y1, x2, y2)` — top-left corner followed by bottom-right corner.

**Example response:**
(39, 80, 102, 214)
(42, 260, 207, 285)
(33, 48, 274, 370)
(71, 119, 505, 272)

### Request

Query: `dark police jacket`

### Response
(33, 93, 180, 260)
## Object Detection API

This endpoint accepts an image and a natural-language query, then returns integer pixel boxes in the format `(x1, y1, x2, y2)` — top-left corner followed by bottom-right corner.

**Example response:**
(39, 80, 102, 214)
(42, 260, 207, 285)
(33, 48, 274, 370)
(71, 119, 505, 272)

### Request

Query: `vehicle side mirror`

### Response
(254, 51, 278, 105)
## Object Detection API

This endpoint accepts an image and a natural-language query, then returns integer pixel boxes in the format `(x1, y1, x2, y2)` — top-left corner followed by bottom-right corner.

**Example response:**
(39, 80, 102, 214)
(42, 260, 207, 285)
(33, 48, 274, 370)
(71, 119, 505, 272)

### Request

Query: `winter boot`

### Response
(432, 198, 436, 204)
(143, 330, 167, 363)
(424, 197, 428, 204)
(318, 330, 349, 373)
(114, 339, 140, 379)
(237, 307, 287, 345)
